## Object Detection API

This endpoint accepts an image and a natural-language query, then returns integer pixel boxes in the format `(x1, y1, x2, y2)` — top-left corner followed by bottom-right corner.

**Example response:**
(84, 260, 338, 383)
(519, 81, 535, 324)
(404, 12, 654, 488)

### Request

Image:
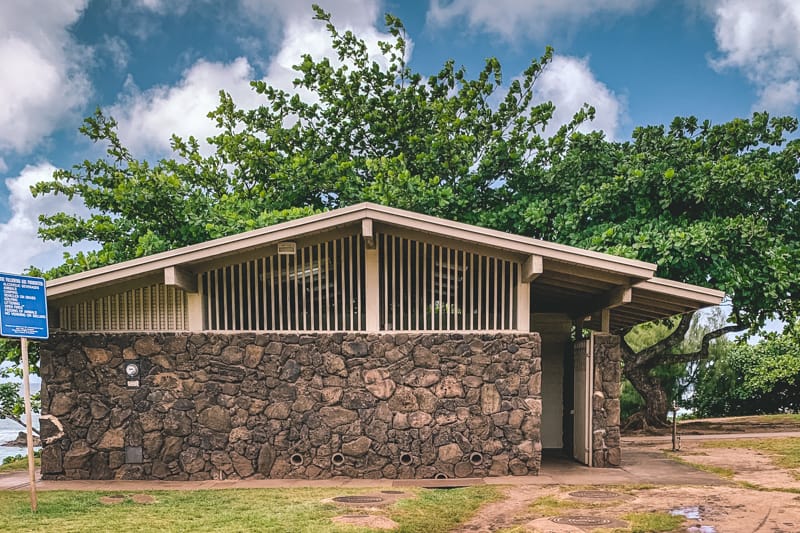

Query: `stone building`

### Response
(38, 203, 722, 480)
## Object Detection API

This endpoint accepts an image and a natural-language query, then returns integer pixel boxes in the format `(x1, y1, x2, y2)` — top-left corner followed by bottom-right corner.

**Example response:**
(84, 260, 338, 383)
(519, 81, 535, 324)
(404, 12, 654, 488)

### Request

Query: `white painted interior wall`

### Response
(533, 313, 573, 449)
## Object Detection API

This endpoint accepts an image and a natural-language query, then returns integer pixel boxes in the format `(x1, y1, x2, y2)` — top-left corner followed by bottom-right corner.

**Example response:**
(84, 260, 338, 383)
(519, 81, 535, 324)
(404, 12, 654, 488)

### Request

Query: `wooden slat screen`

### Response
(59, 284, 187, 331)
(378, 233, 518, 331)
(201, 234, 366, 331)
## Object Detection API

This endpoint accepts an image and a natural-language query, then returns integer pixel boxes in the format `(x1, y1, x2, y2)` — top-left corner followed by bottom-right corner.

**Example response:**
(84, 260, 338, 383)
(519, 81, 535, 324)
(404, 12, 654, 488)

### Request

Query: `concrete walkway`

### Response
(0, 444, 726, 492)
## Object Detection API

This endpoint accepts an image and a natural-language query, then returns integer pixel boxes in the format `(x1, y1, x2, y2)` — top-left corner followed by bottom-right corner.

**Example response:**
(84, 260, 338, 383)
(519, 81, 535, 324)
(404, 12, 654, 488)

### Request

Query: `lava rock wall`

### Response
(39, 332, 542, 480)
(591, 334, 622, 467)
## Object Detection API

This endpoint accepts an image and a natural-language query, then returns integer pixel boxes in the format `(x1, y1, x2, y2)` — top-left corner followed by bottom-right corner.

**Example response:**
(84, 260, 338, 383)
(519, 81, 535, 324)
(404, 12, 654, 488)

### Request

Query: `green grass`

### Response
(527, 494, 591, 516)
(617, 511, 683, 533)
(391, 485, 501, 532)
(664, 451, 735, 479)
(0, 486, 499, 533)
(702, 437, 800, 470)
(0, 455, 40, 473)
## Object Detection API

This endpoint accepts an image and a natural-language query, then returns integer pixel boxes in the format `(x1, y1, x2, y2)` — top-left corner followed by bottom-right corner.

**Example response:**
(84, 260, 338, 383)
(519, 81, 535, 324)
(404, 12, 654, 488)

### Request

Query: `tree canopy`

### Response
(28, 7, 800, 425)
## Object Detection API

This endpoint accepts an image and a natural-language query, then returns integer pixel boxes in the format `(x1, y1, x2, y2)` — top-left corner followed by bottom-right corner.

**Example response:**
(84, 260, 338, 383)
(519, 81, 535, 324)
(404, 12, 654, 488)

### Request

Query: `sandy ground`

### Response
(456, 435, 800, 532)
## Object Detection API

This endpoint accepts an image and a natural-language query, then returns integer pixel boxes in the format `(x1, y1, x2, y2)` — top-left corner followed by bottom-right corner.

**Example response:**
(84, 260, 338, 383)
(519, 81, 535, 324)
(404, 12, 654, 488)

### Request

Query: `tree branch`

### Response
(658, 323, 745, 366)
(627, 312, 695, 368)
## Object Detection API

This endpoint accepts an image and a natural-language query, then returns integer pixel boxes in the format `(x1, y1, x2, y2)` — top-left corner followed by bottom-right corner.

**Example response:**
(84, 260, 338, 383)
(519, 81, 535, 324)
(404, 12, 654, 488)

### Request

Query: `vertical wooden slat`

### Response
(220, 269, 228, 330)
(461, 250, 467, 330)
(382, 235, 388, 330)
(499, 259, 505, 329)
(299, 248, 306, 330)
(276, 255, 284, 330)
(285, 254, 292, 330)
(406, 239, 411, 331)
(309, 247, 316, 330)
(323, 242, 330, 331)
(292, 253, 299, 330)
(260, 259, 267, 330)
(267, 257, 275, 330)
(348, 236, 354, 330)
(492, 257, 500, 329)
(354, 235, 360, 330)
(333, 238, 339, 331)
(316, 244, 322, 330)
(416, 241, 421, 330)
(434, 245, 440, 329)
(446, 247, 451, 330)
(478, 255, 484, 329)
(422, 243, 433, 329)
(244, 261, 251, 330)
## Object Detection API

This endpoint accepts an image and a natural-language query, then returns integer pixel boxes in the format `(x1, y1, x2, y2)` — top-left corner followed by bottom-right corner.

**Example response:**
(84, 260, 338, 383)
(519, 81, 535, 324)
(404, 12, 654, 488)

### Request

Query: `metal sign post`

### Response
(0, 273, 49, 513)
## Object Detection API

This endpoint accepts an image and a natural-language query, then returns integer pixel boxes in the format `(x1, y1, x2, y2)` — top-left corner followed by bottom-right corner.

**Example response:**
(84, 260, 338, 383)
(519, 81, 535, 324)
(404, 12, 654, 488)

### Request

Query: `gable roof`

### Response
(47, 202, 724, 331)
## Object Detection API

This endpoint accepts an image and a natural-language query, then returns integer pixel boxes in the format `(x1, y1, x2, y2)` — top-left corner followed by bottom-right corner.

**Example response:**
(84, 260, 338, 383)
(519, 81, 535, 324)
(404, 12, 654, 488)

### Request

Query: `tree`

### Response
(31, 7, 800, 427)
(500, 117, 800, 426)
(0, 340, 40, 435)
(32, 6, 590, 271)
(691, 321, 800, 416)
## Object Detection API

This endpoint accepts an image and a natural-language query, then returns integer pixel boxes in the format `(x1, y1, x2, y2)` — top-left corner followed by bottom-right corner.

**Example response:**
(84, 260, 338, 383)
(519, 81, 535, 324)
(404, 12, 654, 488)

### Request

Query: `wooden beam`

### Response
(522, 255, 544, 282)
(362, 218, 375, 249)
(164, 266, 197, 293)
(568, 285, 632, 319)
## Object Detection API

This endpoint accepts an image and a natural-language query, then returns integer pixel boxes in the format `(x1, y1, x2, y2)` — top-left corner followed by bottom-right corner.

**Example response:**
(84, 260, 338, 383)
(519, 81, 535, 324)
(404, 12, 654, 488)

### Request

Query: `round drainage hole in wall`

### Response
(551, 516, 613, 526)
(332, 496, 385, 504)
(331, 453, 345, 466)
(399, 453, 413, 466)
(290, 453, 304, 466)
(568, 490, 622, 499)
(469, 452, 483, 465)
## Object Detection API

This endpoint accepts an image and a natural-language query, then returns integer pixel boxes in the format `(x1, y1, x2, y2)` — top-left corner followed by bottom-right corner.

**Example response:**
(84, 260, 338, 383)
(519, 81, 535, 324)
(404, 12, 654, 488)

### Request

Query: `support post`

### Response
(517, 277, 530, 332)
(600, 308, 611, 333)
(364, 247, 380, 331)
(21, 338, 37, 512)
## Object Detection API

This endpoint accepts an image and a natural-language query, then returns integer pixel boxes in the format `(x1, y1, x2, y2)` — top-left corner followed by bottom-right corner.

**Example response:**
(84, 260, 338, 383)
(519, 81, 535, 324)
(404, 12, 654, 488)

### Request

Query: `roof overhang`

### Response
(46, 202, 724, 329)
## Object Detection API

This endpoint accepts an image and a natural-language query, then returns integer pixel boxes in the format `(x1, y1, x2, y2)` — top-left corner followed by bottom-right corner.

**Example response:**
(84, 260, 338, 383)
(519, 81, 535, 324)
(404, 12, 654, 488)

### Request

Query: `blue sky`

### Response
(1, 0, 798, 275)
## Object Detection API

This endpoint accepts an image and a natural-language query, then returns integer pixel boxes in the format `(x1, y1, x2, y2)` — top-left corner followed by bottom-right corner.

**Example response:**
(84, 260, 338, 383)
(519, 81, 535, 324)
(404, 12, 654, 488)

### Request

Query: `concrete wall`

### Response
(38, 332, 542, 480)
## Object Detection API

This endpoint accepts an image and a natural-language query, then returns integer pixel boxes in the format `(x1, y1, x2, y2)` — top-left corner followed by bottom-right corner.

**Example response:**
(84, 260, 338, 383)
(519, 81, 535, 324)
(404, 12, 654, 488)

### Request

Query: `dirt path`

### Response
(455, 430, 800, 532)
(452, 486, 559, 532)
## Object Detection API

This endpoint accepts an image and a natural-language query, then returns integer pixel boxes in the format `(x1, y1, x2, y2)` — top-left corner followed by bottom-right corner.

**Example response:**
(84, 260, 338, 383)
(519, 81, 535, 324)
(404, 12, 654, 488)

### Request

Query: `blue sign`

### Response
(0, 273, 49, 339)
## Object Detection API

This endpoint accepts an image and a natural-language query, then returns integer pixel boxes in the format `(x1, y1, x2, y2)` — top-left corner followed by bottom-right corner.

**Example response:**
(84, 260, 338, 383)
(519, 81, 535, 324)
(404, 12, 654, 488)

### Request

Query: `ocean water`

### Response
(0, 379, 41, 463)
(0, 416, 39, 463)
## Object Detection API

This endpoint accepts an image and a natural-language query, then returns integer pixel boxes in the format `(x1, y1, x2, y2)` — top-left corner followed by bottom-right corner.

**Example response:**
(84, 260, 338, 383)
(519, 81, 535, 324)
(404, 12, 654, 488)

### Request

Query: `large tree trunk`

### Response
(625, 365, 669, 428)
(621, 311, 744, 431)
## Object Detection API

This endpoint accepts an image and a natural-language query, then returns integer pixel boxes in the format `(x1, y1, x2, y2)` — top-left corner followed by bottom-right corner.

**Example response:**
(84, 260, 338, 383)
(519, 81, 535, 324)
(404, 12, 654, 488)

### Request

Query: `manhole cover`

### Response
(551, 516, 613, 526)
(332, 495, 385, 504)
(568, 490, 622, 499)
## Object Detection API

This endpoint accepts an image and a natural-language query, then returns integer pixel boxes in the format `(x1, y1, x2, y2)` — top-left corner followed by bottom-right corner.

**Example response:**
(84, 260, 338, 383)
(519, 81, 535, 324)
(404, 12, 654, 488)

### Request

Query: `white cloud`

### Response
(111, 58, 262, 156)
(0, 163, 91, 275)
(707, 0, 800, 113)
(534, 55, 624, 140)
(110, 0, 398, 158)
(427, 0, 651, 42)
(101, 34, 131, 71)
(131, 0, 191, 15)
(0, 0, 92, 155)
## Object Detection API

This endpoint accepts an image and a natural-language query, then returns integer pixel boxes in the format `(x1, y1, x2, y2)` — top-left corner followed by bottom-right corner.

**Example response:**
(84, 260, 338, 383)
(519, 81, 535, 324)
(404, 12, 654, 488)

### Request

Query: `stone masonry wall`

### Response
(39, 332, 542, 480)
(591, 334, 622, 467)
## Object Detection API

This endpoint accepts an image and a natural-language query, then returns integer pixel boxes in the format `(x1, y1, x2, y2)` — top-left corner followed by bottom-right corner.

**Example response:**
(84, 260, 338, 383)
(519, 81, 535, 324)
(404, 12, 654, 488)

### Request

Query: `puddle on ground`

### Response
(670, 506, 717, 532)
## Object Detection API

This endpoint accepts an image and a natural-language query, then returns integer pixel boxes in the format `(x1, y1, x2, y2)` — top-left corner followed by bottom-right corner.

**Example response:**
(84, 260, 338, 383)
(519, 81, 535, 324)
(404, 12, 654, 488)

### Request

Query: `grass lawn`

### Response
(702, 437, 800, 470)
(0, 456, 40, 473)
(0, 485, 500, 533)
